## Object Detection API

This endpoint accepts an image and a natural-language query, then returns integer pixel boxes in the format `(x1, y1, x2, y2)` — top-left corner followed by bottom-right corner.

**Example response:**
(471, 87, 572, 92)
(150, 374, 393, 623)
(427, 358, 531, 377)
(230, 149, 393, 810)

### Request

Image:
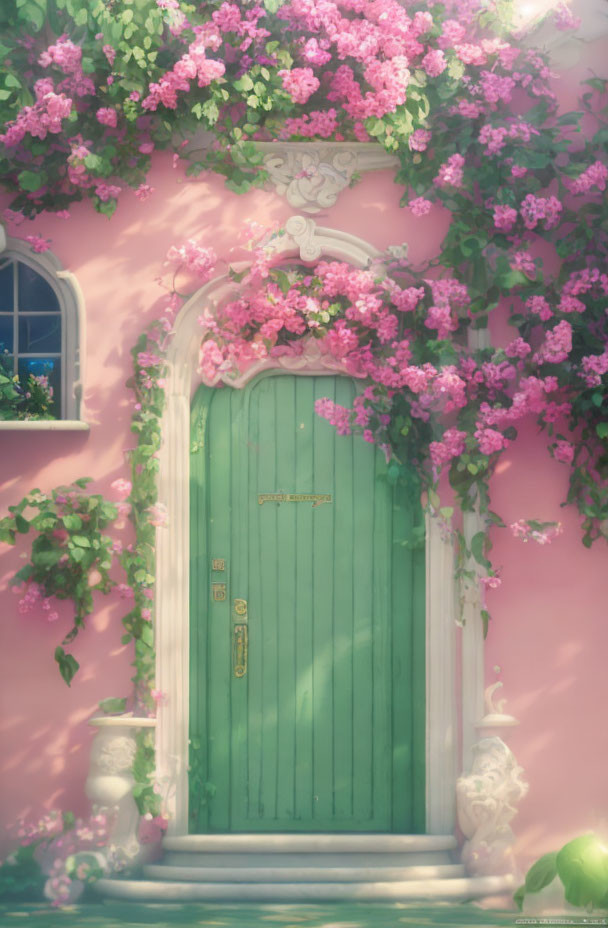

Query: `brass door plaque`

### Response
(258, 493, 332, 507)
(212, 582, 227, 602)
(212, 558, 225, 571)
(233, 598, 248, 617)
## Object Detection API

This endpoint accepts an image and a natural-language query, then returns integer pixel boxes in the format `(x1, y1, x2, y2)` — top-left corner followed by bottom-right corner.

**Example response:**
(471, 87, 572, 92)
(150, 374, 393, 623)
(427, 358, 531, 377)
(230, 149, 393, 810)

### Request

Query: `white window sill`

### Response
(0, 420, 89, 431)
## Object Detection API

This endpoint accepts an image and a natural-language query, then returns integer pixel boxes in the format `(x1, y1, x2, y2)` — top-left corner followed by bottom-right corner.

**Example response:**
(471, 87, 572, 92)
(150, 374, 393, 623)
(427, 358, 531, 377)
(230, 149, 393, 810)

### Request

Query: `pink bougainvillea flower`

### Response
(96, 107, 117, 128)
(410, 197, 432, 217)
(147, 502, 169, 528)
(110, 478, 132, 499)
(25, 234, 51, 253)
(552, 440, 575, 464)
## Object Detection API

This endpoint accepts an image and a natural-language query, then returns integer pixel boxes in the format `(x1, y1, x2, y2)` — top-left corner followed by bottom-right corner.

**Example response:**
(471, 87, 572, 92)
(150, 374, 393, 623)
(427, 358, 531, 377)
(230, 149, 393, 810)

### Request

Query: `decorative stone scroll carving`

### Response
(254, 142, 399, 213)
(457, 683, 527, 877)
(85, 716, 156, 864)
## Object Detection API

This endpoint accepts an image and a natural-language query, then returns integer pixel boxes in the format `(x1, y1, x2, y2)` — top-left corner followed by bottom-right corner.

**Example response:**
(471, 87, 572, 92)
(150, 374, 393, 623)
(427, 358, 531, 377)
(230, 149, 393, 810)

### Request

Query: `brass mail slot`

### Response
(212, 582, 227, 602)
(258, 493, 332, 506)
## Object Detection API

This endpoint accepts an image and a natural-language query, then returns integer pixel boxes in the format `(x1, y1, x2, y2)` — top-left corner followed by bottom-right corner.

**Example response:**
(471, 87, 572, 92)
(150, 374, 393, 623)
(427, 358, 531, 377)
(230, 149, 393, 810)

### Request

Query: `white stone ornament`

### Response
(457, 680, 528, 878)
(254, 142, 398, 214)
(457, 736, 528, 877)
(85, 716, 156, 864)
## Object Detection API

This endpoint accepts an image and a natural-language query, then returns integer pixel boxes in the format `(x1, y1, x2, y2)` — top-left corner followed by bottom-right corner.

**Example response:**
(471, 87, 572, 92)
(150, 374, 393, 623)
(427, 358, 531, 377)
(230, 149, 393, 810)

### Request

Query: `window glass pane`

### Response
(0, 263, 14, 311)
(0, 316, 13, 353)
(18, 263, 60, 312)
(18, 315, 61, 353)
(18, 357, 61, 417)
(0, 353, 15, 379)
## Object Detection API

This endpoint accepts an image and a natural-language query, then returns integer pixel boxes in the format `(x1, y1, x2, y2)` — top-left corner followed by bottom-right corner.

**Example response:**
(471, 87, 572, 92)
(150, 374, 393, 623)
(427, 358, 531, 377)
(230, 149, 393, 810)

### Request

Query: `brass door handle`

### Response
(233, 624, 248, 678)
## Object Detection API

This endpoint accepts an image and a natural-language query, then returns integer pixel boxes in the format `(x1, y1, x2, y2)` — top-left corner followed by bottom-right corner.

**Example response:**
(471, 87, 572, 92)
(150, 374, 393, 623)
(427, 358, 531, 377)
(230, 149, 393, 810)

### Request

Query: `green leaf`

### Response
(524, 851, 558, 894)
(72, 535, 91, 547)
(556, 835, 608, 909)
(596, 422, 608, 439)
(513, 884, 525, 910)
(233, 74, 254, 93)
(471, 531, 491, 568)
(54, 647, 79, 687)
(98, 697, 127, 715)
(17, 170, 45, 192)
(263, 0, 287, 11)
(14, 514, 29, 534)
(63, 514, 83, 531)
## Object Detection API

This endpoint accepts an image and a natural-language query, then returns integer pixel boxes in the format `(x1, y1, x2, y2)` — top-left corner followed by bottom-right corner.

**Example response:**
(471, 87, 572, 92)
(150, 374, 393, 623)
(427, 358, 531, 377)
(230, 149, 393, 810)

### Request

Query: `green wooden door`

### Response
(189, 374, 425, 833)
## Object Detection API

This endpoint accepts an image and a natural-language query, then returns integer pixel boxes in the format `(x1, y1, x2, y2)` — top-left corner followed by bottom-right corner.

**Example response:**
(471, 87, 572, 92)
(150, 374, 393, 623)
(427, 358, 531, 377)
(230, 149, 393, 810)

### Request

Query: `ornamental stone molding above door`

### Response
(251, 142, 399, 213)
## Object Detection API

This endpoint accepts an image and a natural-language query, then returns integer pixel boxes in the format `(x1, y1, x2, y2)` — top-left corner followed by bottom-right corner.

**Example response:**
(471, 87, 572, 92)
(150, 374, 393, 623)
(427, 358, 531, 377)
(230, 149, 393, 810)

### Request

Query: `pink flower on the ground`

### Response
(102, 45, 116, 66)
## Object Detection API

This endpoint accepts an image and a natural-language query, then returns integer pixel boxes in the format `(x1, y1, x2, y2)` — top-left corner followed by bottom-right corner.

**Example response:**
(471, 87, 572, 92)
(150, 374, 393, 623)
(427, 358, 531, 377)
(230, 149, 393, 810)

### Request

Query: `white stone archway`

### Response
(155, 216, 459, 836)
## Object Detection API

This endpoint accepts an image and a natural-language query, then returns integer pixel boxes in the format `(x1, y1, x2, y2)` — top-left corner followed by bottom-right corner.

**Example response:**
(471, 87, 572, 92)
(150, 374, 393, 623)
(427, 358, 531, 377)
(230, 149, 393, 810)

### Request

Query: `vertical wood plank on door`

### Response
(312, 377, 336, 826)
(332, 378, 355, 820)
(230, 387, 249, 829)
(275, 377, 297, 823)
(351, 415, 375, 824)
(257, 378, 280, 823)
(206, 387, 232, 831)
(189, 389, 210, 833)
(391, 482, 415, 831)
(294, 377, 314, 825)
(246, 383, 263, 824)
(370, 447, 392, 829)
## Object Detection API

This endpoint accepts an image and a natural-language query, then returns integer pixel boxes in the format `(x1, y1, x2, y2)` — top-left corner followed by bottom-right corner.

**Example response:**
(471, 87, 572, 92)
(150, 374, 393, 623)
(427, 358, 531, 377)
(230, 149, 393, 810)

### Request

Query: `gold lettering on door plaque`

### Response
(212, 582, 227, 601)
(211, 558, 225, 571)
(258, 494, 332, 507)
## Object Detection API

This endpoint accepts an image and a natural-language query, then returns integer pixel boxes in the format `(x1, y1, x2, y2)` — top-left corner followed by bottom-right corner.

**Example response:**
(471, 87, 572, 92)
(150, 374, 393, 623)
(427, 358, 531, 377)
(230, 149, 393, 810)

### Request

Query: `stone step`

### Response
(143, 863, 466, 883)
(162, 833, 458, 854)
(95, 874, 515, 903)
(163, 850, 455, 868)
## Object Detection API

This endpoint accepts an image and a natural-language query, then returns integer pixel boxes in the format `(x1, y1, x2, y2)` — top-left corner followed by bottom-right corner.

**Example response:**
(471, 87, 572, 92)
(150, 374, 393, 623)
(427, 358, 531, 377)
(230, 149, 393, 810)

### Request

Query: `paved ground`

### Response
(0, 900, 521, 928)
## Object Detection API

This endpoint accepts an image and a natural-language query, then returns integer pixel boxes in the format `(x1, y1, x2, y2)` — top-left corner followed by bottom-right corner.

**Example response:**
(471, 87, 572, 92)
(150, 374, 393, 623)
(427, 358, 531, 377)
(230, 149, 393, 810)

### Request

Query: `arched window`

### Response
(0, 243, 82, 421)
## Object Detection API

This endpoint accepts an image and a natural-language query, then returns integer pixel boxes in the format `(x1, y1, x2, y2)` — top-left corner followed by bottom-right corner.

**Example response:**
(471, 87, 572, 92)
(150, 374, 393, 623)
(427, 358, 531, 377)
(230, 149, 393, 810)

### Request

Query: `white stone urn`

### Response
(85, 715, 156, 865)
(457, 683, 528, 878)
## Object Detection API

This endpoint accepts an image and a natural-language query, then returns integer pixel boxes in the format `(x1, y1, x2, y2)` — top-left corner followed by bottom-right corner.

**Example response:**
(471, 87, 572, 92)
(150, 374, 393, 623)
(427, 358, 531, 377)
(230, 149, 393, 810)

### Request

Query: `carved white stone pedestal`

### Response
(457, 684, 528, 878)
(85, 716, 156, 865)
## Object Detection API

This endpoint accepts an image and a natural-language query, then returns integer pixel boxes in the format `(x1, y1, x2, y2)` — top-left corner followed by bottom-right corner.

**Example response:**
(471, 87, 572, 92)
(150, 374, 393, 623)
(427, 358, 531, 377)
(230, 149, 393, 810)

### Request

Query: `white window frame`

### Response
(0, 235, 86, 428)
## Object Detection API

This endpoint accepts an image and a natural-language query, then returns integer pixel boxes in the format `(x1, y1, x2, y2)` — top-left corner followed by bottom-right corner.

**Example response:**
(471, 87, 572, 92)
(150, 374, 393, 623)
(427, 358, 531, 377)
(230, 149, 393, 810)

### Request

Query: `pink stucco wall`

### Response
(1, 40, 607, 872)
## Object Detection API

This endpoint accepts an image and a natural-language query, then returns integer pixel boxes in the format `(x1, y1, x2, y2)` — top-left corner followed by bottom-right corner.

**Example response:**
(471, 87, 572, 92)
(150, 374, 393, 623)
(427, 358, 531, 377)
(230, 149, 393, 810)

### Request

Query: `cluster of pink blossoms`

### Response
(15, 581, 59, 622)
(520, 194, 563, 231)
(166, 240, 218, 280)
(278, 67, 320, 104)
(0, 79, 72, 146)
(565, 160, 608, 194)
(510, 520, 564, 544)
(434, 153, 465, 188)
